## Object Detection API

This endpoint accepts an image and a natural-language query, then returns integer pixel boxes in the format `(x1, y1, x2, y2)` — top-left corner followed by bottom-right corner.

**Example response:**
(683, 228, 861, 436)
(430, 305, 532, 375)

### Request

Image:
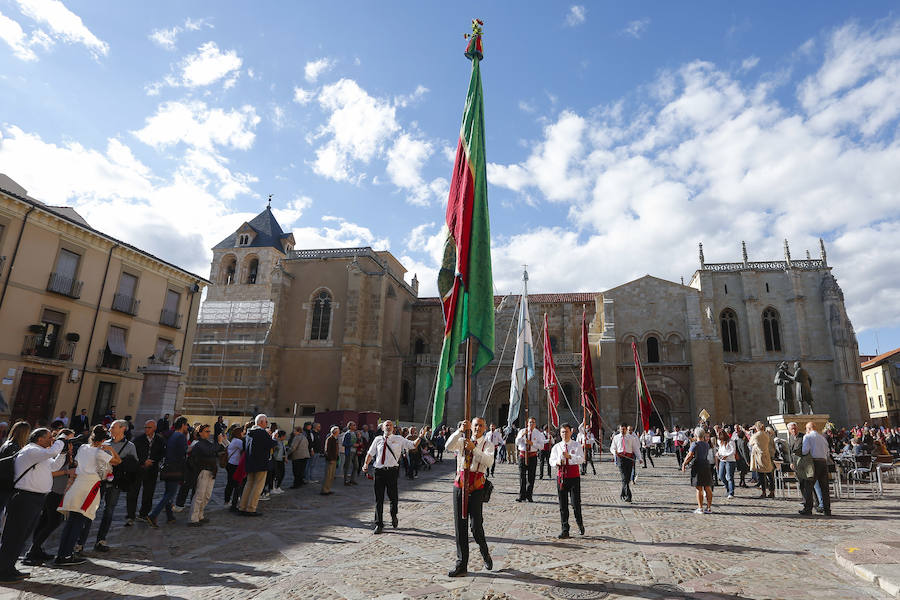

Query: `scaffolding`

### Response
(182, 299, 274, 416)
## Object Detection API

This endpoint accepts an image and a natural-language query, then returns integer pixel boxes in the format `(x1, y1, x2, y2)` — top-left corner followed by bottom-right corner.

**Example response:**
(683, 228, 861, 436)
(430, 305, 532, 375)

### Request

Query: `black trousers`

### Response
(757, 471, 775, 494)
(518, 455, 537, 500)
(0, 490, 45, 574)
(291, 458, 308, 486)
(27, 491, 64, 557)
(618, 456, 635, 501)
(538, 450, 551, 479)
(453, 486, 488, 569)
(641, 447, 655, 467)
(373, 466, 399, 526)
(127, 466, 158, 519)
(581, 447, 596, 475)
(224, 463, 240, 503)
(557, 477, 583, 532)
(675, 446, 685, 466)
(802, 459, 831, 512)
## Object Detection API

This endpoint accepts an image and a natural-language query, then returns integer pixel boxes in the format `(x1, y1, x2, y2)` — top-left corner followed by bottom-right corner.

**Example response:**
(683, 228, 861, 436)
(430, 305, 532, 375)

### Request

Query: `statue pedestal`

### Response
(136, 364, 184, 426)
(768, 413, 831, 440)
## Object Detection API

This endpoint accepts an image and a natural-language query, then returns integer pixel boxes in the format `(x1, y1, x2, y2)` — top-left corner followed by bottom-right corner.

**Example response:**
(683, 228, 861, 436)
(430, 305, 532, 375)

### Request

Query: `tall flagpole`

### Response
(522, 267, 530, 446)
(462, 337, 474, 519)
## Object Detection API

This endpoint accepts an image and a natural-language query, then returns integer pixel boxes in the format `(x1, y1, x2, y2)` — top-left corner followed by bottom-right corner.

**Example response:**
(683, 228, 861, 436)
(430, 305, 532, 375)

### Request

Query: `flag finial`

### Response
(464, 19, 484, 61)
(522, 264, 528, 283)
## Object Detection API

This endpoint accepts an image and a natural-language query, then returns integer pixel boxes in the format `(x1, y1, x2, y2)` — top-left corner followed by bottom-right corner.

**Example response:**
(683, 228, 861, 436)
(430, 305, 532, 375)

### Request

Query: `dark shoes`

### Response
(482, 552, 493, 571)
(238, 511, 262, 517)
(768, 492, 775, 499)
(21, 557, 43, 567)
(579, 524, 586, 536)
(526, 498, 534, 502)
(515, 498, 525, 503)
(187, 522, 202, 527)
(147, 516, 159, 529)
(798, 509, 813, 515)
(448, 564, 467, 577)
(93, 543, 110, 552)
(0, 569, 29, 582)
(558, 531, 570, 539)
(391, 516, 398, 528)
(373, 525, 384, 534)
(54, 555, 87, 566)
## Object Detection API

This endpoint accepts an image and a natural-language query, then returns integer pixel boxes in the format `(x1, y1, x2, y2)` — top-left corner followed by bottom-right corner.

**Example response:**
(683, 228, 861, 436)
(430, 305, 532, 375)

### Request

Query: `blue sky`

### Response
(1, 1, 899, 354)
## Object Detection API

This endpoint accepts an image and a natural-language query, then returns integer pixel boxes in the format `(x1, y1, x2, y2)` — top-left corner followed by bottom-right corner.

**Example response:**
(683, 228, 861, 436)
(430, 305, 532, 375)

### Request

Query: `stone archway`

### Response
(622, 372, 690, 430)
(481, 380, 511, 427)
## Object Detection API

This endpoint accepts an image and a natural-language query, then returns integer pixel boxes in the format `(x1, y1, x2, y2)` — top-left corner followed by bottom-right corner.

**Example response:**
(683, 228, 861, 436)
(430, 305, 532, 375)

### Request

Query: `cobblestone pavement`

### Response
(4, 455, 899, 600)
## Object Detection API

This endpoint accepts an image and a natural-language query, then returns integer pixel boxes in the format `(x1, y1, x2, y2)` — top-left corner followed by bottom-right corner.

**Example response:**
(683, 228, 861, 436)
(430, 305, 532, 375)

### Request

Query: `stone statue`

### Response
(773, 361, 795, 414)
(149, 343, 180, 366)
(789, 360, 814, 414)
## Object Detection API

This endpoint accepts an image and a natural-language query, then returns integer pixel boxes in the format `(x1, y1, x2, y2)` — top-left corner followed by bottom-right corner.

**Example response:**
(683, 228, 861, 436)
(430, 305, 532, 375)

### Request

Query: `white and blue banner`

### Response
(507, 277, 535, 428)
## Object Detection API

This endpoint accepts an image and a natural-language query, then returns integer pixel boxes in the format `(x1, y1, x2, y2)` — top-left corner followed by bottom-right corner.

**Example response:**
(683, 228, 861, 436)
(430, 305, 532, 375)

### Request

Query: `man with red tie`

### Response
(550, 423, 585, 538)
(362, 420, 420, 534)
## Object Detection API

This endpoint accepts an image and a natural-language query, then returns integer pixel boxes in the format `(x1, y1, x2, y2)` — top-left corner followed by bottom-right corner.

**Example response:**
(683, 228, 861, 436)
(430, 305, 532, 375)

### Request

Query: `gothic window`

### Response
(414, 338, 426, 354)
(310, 290, 332, 341)
(223, 256, 237, 285)
(246, 258, 259, 284)
(762, 307, 782, 352)
(720, 309, 739, 353)
(646, 336, 660, 363)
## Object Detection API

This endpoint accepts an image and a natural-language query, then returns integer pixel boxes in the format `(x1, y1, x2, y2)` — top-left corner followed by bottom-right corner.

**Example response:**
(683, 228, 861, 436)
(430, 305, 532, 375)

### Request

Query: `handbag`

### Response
(481, 477, 494, 503)
(796, 454, 815, 480)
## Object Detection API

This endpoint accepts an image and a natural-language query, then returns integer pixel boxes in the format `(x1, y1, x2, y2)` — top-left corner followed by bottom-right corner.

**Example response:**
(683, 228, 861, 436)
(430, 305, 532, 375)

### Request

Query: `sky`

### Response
(1, 1, 899, 355)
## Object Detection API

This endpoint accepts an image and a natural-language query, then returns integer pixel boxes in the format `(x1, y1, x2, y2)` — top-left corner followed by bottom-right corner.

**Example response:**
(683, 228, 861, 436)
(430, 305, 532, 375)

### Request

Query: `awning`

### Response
(107, 326, 128, 357)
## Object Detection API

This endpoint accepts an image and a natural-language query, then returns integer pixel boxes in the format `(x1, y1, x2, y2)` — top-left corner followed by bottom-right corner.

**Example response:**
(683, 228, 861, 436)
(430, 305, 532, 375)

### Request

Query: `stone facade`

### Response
(185, 210, 868, 428)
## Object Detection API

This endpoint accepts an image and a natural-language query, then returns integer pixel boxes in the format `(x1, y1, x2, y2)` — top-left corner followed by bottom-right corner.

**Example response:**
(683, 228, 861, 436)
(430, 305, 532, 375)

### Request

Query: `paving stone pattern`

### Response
(4, 456, 899, 600)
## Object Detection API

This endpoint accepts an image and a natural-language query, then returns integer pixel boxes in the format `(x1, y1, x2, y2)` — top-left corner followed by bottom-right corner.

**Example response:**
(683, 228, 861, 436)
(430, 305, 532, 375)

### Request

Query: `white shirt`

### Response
(516, 428, 547, 452)
(640, 432, 654, 448)
(488, 429, 504, 447)
(445, 430, 494, 474)
(550, 440, 585, 467)
(802, 431, 830, 459)
(14, 440, 65, 493)
(226, 437, 244, 466)
(56, 416, 69, 426)
(716, 439, 736, 462)
(367, 434, 417, 468)
(74, 444, 113, 476)
(611, 432, 642, 458)
(576, 431, 596, 446)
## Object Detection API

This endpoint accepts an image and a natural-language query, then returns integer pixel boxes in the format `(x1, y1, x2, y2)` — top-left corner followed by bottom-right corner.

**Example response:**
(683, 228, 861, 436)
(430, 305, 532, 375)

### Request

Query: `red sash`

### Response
(560, 464, 580, 479)
(81, 481, 102, 511)
(519, 451, 538, 458)
(454, 469, 485, 491)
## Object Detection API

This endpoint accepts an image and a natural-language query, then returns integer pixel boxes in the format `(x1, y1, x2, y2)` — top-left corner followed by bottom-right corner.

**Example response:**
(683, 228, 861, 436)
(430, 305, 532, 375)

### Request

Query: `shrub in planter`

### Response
(66, 332, 80, 342)
(28, 324, 45, 334)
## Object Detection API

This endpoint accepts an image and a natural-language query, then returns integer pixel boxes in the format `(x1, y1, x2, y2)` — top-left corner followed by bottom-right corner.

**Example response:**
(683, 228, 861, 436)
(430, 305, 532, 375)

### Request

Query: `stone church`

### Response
(183, 208, 868, 428)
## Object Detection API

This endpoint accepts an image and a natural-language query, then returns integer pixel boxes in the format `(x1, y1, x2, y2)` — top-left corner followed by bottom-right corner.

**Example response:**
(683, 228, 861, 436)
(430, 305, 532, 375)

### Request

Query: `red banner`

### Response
(580, 310, 600, 438)
(542, 314, 560, 428)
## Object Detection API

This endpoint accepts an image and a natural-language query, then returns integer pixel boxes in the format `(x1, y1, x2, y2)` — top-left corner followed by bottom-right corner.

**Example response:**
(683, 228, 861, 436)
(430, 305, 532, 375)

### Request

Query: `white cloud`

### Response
(518, 100, 536, 113)
(272, 195, 312, 230)
(312, 78, 399, 181)
(293, 86, 315, 104)
(395, 85, 429, 107)
(481, 20, 900, 334)
(304, 57, 334, 83)
(180, 41, 241, 87)
(14, 0, 108, 58)
(149, 17, 211, 50)
(292, 215, 389, 250)
(623, 18, 650, 39)
(565, 5, 586, 27)
(740, 56, 760, 71)
(271, 104, 286, 130)
(133, 100, 259, 152)
(0, 10, 37, 60)
(386, 133, 441, 206)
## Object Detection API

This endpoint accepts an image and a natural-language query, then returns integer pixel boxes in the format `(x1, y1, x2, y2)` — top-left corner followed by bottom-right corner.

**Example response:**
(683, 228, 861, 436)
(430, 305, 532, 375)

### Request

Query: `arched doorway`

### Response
(645, 392, 672, 431)
(483, 380, 511, 428)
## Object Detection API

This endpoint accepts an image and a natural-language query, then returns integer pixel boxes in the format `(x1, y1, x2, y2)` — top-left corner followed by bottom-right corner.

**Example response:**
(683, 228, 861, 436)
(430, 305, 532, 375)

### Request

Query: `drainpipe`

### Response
(0, 206, 35, 313)
(71, 243, 118, 416)
(179, 282, 200, 372)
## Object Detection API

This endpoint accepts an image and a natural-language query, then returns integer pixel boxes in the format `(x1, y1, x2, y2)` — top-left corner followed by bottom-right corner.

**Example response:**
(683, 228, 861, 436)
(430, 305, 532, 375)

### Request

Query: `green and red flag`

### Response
(580, 310, 601, 438)
(432, 20, 494, 430)
(632, 340, 653, 432)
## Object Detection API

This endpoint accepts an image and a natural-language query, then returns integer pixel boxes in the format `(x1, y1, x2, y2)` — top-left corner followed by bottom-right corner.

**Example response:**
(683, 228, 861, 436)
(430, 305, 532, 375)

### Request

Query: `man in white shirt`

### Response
(487, 424, 504, 477)
(0, 428, 65, 582)
(550, 423, 585, 538)
(515, 417, 547, 502)
(611, 423, 642, 502)
(799, 421, 831, 516)
(362, 420, 421, 534)
(446, 417, 494, 577)
(576, 420, 597, 475)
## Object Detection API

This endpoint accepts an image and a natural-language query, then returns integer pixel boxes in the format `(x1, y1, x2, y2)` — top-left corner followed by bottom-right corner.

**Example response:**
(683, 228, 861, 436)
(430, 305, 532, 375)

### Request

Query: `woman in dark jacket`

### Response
(0, 421, 31, 511)
(734, 430, 751, 487)
(188, 424, 223, 526)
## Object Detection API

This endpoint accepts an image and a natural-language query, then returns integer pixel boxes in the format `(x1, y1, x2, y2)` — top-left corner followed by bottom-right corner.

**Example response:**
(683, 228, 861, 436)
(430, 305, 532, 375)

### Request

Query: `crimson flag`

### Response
(542, 314, 560, 428)
(580, 310, 600, 438)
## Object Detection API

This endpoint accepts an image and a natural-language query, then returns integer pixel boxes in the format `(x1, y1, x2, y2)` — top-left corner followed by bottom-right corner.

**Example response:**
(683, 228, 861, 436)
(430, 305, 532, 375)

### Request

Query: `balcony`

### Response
(47, 272, 83, 299)
(159, 309, 182, 329)
(22, 334, 77, 362)
(111, 293, 140, 316)
(97, 348, 130, 372)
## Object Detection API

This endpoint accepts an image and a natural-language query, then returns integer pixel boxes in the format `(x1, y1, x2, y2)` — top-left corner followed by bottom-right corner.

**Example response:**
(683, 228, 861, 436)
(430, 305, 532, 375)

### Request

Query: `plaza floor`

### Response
(4, 454, 899, 600)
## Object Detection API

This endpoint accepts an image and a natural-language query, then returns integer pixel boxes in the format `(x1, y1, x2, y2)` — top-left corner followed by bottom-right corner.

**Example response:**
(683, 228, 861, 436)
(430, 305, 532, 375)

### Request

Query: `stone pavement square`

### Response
(3, 455, 898, 599)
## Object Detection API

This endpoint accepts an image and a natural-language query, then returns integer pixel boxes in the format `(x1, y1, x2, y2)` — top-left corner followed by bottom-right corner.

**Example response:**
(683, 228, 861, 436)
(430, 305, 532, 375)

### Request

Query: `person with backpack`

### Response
(23, 429, 75, 567)
(0, 422, 31, 513)
(91, 420, 138, 552)
(0, 427, 66, 582)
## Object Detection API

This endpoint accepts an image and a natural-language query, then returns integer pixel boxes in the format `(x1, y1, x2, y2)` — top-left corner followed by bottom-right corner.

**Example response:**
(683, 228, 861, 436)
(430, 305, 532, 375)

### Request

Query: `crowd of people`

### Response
(0, 409, 895, 583)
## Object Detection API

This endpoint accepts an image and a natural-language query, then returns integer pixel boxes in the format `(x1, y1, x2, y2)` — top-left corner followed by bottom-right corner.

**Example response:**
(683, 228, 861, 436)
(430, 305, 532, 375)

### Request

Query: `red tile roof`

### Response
(861, 347, 900, 369)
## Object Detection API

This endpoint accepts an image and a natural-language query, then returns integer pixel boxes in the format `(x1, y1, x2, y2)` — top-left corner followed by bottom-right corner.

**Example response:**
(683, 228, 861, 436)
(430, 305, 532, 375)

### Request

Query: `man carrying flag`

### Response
(515, 417, 546, 502)
(577, 418, 597, 475)
(542, 314, 561, 430)
(550, 423, 585, 538)
(433, 19, 495, 579)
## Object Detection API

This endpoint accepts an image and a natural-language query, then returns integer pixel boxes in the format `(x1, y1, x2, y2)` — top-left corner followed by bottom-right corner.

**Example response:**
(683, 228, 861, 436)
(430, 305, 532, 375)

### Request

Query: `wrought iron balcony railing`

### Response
(22, 335, 76, 362)
(111, 293, 140, 316)
(47, 272, 83, 299)
(159, 309, 182, 329)
(97, 348, 130, 372)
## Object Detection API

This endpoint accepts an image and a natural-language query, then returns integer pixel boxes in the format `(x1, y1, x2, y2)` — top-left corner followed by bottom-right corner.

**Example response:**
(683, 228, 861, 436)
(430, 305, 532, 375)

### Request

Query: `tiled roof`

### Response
(861, 347, 900, 369)
(214, 206, 290, 252)
(415, 292, 598, 307)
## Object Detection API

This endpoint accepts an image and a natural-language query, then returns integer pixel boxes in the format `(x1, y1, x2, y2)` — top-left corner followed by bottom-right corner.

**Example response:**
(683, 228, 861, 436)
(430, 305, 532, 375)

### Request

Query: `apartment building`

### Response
(0, 174, 207, 426)
(862, 348, 900, 426)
